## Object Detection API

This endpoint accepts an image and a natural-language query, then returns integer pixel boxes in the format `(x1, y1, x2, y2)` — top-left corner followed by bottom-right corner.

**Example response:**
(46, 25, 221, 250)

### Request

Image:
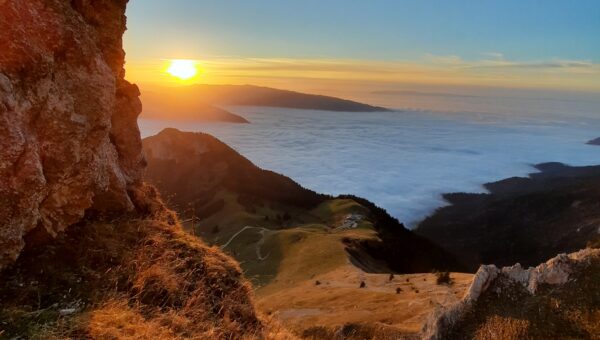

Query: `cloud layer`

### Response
(139, 103, 600, 227)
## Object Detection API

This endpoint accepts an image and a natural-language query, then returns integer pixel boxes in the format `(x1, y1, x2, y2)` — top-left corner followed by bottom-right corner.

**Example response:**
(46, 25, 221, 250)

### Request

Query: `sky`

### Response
(124, 1, 600, 99)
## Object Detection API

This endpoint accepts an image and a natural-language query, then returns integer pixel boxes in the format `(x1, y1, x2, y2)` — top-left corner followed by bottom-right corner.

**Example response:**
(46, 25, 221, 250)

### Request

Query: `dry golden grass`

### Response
(0, 187, 290, 339)
(258, 266, 472, 338)
(88, 300, 178, 339)
(473, 316, 530, 340)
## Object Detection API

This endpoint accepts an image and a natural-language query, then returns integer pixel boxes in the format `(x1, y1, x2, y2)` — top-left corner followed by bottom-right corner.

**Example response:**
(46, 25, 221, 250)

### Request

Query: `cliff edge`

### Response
(423, 248, 600, 339)
(0, 0, 145, 268)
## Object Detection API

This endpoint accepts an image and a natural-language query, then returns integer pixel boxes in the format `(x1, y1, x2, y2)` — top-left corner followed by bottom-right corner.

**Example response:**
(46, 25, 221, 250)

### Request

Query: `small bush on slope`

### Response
(434, 271, 453, 285)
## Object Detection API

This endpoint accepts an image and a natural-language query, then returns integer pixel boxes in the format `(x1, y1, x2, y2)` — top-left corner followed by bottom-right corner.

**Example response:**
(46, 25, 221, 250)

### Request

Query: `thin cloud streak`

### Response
(126, 54, 600, 93)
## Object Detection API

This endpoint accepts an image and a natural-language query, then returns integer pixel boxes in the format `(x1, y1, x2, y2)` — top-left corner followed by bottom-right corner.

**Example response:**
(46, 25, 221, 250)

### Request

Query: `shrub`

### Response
(435, 271, 453, 285)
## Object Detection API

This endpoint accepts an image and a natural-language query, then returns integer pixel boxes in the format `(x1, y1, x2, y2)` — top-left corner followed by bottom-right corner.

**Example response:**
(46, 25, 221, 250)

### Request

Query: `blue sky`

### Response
(124, 1, 600, 93)
(126, 0, 599, 61)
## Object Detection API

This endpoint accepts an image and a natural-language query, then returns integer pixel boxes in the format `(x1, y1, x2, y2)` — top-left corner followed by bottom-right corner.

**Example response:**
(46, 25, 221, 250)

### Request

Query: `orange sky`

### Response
(123, 1, 600, 104)
(125, 56, 600, 100)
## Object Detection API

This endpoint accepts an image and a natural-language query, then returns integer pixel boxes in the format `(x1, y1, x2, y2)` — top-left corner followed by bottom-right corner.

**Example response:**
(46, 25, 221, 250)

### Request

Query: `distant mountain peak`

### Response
(141, 84, 390, 123)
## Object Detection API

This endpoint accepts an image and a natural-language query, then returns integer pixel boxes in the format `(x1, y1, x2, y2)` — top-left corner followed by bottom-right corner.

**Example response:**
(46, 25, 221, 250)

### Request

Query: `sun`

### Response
(166, 59, 198, 80)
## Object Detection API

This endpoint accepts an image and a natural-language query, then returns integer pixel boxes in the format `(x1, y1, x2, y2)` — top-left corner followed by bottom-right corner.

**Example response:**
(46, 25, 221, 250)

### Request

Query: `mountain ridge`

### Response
(140, 91, 249, 123)
(140, 84, 390, 123)
(142, 128, 460, 276)
(416, 162, 600, 270)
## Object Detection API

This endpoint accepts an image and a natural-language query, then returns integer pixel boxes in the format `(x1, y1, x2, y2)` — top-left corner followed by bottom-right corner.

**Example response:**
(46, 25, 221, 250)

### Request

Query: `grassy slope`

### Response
(179, 189, 472, 338)
(142, 129, 469, 337)
(187, 193, 377, 287)
(258, 271, 472, 338)
(144, 129, 460, 277)
(0, 188, 292, 339)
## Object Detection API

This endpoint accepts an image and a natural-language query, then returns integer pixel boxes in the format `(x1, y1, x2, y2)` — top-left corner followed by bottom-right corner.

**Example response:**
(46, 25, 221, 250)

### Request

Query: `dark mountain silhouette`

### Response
(144, 84, 390, 117)
(142, 128, 325, 212)
(141, 91, 249, 123)
(416, 162, 600, 271)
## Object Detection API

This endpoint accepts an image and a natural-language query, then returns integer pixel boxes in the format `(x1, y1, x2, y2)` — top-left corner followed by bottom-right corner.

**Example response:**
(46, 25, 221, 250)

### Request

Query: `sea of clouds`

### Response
(140, 99, 600, 228)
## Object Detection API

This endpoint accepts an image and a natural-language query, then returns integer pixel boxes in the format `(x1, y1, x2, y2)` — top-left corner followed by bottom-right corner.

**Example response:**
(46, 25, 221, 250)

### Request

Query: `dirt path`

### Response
(221, 226, 271, 261)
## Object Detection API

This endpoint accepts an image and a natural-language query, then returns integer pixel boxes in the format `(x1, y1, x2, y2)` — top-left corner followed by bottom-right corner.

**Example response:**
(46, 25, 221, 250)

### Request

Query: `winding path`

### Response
(221, 226, 271, 261)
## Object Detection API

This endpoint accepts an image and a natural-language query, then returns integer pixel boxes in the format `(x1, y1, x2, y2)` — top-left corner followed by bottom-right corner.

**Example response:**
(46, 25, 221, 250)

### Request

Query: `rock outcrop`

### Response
(422, 248, 600, 339)
(0, 0, 145, 269)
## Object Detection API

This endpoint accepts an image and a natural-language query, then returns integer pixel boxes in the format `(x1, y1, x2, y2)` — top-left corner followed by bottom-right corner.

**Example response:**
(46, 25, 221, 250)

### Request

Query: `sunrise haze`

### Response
(124, 0, 600, 107)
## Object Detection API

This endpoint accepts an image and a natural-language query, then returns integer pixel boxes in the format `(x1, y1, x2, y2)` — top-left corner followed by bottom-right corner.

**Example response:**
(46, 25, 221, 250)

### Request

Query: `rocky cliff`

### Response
(423, 248, 600, 339)
(0, 0, 145, 269)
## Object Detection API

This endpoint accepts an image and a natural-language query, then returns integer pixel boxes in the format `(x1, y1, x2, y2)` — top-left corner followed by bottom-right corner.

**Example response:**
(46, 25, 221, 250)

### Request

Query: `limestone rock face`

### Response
(463, 265, 498, 303)
(422, 248, 600, 339)
(0, 0, 144, 269)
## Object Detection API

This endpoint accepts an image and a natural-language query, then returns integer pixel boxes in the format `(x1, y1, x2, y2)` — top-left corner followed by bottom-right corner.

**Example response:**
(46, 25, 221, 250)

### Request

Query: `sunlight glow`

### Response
(124, 56, 600, 92)
(166, 59, 198, 80)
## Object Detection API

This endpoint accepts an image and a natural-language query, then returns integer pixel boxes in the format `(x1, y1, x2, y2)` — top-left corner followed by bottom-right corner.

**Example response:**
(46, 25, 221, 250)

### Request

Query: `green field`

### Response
(182, 191, 379, 287)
